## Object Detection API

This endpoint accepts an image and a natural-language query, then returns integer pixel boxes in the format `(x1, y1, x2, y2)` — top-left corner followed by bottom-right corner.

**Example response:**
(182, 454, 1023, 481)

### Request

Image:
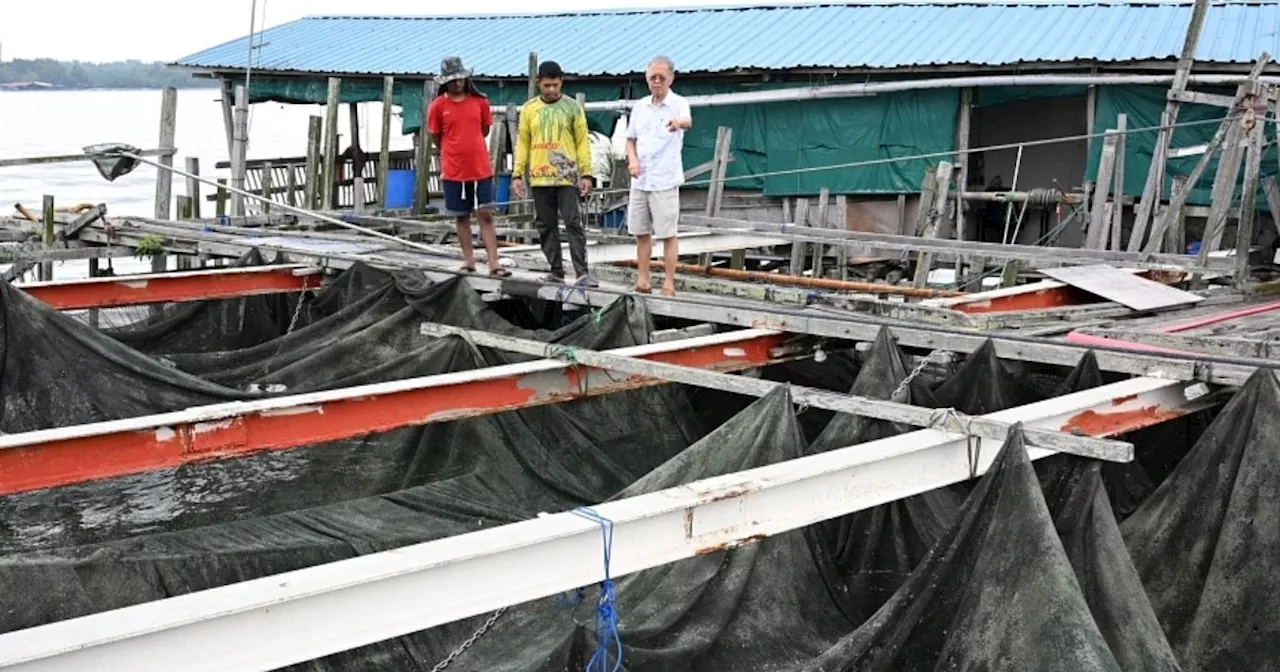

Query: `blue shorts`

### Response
(442, 178, 495, 216)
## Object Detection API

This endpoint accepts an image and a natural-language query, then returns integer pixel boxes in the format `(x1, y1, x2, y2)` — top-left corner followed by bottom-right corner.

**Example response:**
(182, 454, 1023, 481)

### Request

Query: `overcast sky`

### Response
(1, 0, 784, 63)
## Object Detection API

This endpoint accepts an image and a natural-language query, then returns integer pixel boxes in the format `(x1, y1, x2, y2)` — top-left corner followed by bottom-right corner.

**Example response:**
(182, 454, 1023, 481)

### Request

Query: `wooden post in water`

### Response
(304, 116, 322, 209)
(153, 86, 177, 274)
(40, 195, 54, 282)
(412, 79, 432, 215)
(185, 157, 201, 220)
(322, 77, 342, 210)
(230, 85, 249, 217)
(379, 76, 395, 209)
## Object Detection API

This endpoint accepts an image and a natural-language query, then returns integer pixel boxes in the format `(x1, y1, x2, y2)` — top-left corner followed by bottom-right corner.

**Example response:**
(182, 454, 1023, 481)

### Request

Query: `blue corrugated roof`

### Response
(172, 2, 1280, 77)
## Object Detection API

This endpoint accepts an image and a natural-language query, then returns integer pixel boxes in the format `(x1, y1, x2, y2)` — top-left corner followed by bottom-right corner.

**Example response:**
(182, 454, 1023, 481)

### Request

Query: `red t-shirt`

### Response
(426, 94, 494, 182)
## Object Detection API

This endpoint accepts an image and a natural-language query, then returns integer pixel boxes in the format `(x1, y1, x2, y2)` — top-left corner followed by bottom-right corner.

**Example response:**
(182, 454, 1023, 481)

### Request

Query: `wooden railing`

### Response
(211, 150, 442, 212)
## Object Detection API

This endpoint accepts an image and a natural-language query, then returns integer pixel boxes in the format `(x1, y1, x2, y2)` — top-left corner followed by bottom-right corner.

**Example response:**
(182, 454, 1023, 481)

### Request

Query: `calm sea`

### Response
(0, 88, 413, 278)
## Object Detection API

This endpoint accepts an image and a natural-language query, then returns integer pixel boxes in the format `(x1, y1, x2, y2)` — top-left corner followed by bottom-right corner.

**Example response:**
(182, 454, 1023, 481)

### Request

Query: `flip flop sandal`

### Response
(489, 267, 512, 278)
(633, 284, 652, 294)
(458, 265, 476, 274)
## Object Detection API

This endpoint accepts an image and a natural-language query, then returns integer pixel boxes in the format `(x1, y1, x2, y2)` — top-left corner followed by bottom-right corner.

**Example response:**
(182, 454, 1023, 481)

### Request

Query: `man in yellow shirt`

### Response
(511, 60, 596, 286)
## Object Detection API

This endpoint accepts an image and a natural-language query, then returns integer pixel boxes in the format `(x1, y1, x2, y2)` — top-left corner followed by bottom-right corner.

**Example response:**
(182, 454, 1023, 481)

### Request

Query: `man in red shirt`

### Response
(427, 56, 509, 276)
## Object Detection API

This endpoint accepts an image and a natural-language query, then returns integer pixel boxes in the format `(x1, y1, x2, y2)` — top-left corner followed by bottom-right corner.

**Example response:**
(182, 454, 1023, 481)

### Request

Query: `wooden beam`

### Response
(412, 80, 432, 215)
(230, 86, 249, 217)
(304, 116, 323, 210)
(0, 329, 792, 495)
(1235, 107, 1265, 285)
(16, 264, 320, 310)
(1109, 114, 1128, 250)
(153, 87, 177, 223)
(420, 323, 1134, 461)
(379, 76, 395, 209)
(913, 162, 952, 287)
(1086, 130, 1117, 250)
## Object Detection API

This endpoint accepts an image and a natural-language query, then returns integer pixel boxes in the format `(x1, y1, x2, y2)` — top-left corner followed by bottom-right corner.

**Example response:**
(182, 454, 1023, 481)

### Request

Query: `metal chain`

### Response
(890, 350, 945, 402)
(429, 607, 508, 672)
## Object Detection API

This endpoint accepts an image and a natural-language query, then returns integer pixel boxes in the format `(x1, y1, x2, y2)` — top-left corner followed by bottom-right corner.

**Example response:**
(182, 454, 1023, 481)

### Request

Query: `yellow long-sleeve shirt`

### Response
(513, 95, 592, 187)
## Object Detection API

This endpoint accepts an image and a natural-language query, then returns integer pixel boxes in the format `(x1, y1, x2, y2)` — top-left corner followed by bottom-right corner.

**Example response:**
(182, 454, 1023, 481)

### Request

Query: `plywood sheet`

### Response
(1039, 265, 1203, 311)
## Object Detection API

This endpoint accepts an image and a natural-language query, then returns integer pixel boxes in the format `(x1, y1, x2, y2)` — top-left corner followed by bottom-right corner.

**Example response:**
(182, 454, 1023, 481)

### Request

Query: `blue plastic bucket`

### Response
(385, 169, 416, 209)
(494, 173, 512, 213)
(603, 205, 627, 231)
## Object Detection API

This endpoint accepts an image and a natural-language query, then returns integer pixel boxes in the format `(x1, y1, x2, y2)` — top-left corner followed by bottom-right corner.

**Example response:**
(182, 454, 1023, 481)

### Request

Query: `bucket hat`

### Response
(437, 56, 472, 86)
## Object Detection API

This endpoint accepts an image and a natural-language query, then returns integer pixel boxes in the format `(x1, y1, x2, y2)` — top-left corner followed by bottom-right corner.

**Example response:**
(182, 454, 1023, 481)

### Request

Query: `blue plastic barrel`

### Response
(385, 169, 416, 209)
(494, 173, 512, 213)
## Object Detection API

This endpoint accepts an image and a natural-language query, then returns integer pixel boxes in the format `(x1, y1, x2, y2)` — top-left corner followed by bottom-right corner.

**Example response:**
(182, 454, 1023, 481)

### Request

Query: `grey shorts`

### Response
(627, 187, 680, 239)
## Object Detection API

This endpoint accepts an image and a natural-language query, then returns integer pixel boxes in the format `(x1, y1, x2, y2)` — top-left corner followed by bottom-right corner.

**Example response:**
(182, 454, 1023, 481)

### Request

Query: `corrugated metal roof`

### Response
(172, 2, 1280, 77)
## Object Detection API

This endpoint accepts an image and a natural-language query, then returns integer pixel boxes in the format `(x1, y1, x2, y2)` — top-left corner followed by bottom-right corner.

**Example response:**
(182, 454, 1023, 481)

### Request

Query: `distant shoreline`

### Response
(0, 59, 213, 91)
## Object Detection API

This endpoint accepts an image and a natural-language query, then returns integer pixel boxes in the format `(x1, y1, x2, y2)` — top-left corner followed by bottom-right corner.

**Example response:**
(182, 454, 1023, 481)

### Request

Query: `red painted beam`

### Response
(0, 329, 793, 495)
(16, 265, 319, 310)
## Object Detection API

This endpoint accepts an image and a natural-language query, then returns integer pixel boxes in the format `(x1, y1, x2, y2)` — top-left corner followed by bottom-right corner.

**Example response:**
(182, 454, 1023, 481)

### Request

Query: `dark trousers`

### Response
(532, 186, 588, 277)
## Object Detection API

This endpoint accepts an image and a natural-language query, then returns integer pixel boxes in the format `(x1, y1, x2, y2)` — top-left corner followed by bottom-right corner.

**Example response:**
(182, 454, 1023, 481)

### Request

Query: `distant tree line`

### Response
(0, 59, 216, 89)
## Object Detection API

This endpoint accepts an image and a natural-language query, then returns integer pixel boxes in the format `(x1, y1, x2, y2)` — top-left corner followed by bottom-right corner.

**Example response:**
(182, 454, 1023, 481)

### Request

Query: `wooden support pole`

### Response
(86, 256, 100, 327)
(1234, 111, 1265, 285)
(304, 116, 323, 209)
(527, 52, 538, 101)
(39, 195, 54, 282)
(379, 75, 395, 209)
(348, 102, 365, 208)
(954, 87, 972, 275)
(229, 85, 249, 217)
(216, 179, 228, 217)
(260, 162, 274, 214)
(152, 86, 177, 276)
(1128, 0, 1208, 252)
(412, 80, 432, 215)
(153, 87, 177, 222)
(1109, 113, 1127, 250)
(788, 198, 810, 276)
(835, 195, 849, 280)
(322, 77, 342, 210)
(1167, 174, 1189, 254)
(285, 163, 298, 208)
(184, 157, 201, 220)
(912, 162, 952, 288)
(1086, 130, 1117, 249)
(219, 78, 235, 160)
(813, 187, 830, 279)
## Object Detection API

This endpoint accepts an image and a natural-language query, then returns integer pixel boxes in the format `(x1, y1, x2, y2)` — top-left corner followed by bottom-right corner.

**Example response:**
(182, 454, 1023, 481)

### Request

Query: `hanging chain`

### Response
(890, 350, 944, 402)
(284, 286, 307, 335)
(428, 607, 508, 672)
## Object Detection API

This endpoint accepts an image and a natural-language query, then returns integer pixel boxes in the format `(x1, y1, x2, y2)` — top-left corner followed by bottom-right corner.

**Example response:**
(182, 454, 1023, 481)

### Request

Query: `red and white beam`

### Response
(15, 264, 319, 310)
(0, 329, 794, 495)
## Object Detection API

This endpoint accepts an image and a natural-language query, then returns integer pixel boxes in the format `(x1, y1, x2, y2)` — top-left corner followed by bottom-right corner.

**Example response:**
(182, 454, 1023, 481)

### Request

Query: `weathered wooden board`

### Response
(1040, 264, 1203, 311)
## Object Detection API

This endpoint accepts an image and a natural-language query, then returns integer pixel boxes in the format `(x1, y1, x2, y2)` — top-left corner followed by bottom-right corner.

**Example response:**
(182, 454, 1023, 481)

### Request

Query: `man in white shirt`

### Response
(626, 55, 692, 297)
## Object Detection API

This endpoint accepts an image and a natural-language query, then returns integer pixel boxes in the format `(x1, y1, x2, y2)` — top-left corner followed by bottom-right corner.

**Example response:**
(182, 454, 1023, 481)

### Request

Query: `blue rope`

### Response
(572, 506, 623, 672)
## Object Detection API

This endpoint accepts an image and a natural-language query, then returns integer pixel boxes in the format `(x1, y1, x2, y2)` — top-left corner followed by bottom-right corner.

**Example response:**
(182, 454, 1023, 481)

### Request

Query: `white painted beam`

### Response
(419, 322, 1135, 462)
(0, 376, 1207, 672)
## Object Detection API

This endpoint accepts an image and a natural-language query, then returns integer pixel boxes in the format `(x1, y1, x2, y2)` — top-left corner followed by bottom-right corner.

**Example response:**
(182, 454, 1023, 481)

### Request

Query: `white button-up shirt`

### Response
(627, 91, 690, 192)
